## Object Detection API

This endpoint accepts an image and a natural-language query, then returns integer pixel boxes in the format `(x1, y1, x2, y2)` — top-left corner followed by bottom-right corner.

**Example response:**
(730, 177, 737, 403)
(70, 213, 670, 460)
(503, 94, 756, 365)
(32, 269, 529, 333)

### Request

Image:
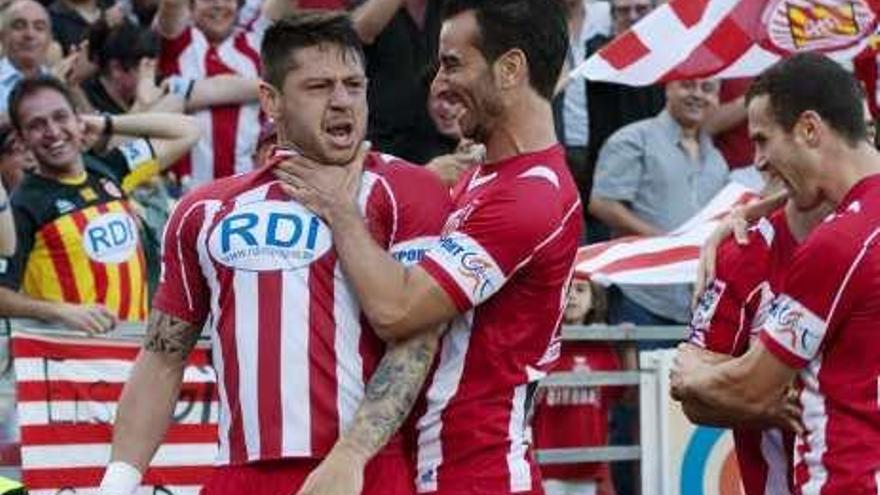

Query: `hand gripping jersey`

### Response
(152, 150, 452, 464)
(758, 175, 880, 494)
(415, 144, 583, 494)
(689, 209, 796, 495)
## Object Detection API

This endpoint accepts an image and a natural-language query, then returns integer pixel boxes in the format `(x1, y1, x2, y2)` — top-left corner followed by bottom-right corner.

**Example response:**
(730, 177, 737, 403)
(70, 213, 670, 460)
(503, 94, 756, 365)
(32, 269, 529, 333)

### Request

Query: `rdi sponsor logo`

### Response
(208, 201, 332, 271)
(83, 212, 138, 264)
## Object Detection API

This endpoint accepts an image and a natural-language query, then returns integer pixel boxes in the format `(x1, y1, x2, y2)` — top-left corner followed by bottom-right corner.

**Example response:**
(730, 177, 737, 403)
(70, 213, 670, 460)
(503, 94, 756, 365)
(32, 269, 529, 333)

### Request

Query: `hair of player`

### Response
(441, 0, 569, 101)
(746, 52, 868, 147)
(260, 11, 366, 91)
(7, 75, 78, 131)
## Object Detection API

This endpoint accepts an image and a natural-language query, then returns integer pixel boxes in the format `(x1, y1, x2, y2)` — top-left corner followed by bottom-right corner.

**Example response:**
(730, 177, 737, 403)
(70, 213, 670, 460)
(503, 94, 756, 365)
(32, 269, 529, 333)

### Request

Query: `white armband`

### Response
(99, 461, 142, 495)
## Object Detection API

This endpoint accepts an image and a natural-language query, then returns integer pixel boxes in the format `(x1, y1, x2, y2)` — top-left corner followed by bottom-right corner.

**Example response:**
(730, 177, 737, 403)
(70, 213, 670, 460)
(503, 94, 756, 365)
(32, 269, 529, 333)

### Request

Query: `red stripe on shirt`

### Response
(215, 264, 249, 463)
(308, 252, 339, 454)
(234, 31, 262, 72)
(71, 208, 109, 304)
(205, 46, 239, 179)
(257, 270, 283, 458)
(37, 222, 81, 303)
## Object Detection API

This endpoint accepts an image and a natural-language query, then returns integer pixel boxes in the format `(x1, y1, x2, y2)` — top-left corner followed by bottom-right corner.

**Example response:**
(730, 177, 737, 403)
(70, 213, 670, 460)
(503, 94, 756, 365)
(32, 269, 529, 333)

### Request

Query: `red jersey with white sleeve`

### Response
(152, 149, 452, 466)
(758, 175, 880, 495)
(689, 209, 796, 495)
(158, 19, 266, 185)
(415, 144, 583, 494)
(531, 342, 622, 482)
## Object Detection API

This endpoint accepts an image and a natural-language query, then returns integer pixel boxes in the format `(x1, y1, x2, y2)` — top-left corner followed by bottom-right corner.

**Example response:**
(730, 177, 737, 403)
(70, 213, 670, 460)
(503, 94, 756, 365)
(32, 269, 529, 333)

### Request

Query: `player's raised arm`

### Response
(99, 310, 204, 494)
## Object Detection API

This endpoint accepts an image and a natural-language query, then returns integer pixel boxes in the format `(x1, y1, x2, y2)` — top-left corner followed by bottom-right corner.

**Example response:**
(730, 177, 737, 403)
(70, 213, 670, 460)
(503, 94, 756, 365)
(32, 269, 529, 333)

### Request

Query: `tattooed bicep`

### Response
(143, 310, 203, 359)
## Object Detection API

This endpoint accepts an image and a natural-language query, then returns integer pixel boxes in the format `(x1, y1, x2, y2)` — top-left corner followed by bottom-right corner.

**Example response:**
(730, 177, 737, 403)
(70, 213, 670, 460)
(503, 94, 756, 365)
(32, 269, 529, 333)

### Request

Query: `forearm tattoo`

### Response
(143, 311, 202, 359)
(345, 331, 439, 456)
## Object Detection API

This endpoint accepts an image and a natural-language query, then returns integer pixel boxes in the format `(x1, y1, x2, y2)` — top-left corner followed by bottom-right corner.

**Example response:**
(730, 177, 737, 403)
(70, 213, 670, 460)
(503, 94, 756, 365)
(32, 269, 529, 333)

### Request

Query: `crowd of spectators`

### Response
(1, 0, 878, 493)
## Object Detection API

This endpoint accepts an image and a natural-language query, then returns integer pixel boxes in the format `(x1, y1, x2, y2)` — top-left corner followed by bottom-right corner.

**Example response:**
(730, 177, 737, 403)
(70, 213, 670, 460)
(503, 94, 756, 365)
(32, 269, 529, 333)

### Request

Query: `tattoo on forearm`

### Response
(345, 331, 439, 456)
(143, 311, 202, 359)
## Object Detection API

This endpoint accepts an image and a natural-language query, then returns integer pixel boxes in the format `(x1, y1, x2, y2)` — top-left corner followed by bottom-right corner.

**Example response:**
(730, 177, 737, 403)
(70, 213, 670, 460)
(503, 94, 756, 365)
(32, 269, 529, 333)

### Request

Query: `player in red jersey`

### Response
(672, 53, 880, 494)
(275, 1, 578, 494)
(683, 197, 830, 495)
(98, 12, 452, 495)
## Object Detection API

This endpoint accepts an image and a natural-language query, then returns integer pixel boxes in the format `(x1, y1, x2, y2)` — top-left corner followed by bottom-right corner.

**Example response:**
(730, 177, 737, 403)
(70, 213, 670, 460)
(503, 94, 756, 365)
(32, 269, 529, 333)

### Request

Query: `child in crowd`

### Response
(532, 273, 622, 495)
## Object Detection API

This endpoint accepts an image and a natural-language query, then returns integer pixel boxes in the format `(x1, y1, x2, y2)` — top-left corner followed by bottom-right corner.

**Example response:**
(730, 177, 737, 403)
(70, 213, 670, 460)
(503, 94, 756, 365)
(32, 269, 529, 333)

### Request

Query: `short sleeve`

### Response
(759, 228, 859, 369)
(0, 205, 35, 290)
(591, 125, 644, 203)
(689, 233, 769, 356)
(383, 164, 453, 267)
(420, 182, 565, 311)
(151, 194, 212, 324)
(98, 139, 160, 190)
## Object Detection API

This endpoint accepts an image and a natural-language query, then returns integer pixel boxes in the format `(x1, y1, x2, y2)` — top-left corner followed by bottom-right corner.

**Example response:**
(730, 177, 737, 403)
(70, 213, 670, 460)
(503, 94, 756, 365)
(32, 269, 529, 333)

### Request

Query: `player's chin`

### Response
(320, 146, 359, 167)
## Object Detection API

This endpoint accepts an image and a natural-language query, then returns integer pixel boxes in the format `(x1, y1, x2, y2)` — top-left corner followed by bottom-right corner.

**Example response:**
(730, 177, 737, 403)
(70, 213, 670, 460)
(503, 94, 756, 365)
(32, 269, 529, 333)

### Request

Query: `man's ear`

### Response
(258, 81, 282, 121)
(797, 110, 824, 148)
(493, 48, 527, 90)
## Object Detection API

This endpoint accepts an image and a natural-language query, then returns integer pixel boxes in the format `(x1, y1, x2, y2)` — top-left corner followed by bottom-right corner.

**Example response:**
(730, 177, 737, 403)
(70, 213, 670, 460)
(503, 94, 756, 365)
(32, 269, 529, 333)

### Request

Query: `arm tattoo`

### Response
(143, 311, 202, 360)
(343, 330, 440, 457)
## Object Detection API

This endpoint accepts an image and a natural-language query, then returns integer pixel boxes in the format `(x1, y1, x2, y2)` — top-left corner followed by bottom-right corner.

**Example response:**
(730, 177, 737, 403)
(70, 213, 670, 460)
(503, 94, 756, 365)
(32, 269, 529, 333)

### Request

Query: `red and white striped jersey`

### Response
(415, 144, 583, 494)
(152, 150, 452, 465)
(158, 20, 266, 185)
(689, 209, 795, 495)
(759, 174, 880, 495)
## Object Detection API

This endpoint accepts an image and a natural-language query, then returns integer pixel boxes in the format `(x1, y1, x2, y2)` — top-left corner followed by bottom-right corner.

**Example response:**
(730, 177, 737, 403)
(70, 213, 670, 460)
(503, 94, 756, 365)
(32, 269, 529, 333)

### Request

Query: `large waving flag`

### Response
(11, 331, 218, 494)
(573, 0, 880, 85)
(576, 182, 759, 285)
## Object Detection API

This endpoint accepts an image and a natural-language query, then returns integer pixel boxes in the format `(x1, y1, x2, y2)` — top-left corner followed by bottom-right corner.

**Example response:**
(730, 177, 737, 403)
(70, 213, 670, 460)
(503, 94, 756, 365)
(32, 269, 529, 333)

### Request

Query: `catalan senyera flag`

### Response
(576, 182, 759, 286)
(11, 331, 218, 495)
(572, 0, 880, 85)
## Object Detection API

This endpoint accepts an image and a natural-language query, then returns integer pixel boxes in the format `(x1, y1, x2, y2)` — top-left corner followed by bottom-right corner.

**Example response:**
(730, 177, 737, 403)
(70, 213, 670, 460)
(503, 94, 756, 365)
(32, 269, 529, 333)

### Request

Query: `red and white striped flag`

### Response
(573, 0, 880, 85)
(576, 182, 759, 285)
(12, 331, 218, 495)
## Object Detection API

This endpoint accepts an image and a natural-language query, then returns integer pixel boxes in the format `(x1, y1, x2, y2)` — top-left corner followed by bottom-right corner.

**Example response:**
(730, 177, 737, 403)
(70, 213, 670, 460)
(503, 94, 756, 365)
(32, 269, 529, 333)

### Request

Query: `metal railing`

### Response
(533, 324, 689, 466)
(0, 319, 689, 470)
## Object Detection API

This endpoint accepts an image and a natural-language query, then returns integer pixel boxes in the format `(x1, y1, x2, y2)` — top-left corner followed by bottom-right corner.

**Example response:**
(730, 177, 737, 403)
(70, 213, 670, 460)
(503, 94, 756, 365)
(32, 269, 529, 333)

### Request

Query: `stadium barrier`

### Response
(0, 319, 739, 494)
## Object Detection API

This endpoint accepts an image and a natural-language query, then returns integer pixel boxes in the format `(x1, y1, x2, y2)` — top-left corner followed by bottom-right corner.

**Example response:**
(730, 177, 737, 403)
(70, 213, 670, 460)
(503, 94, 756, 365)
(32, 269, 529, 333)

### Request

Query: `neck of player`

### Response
(483, 94, 557, 164)
(823, 141, 880, 204)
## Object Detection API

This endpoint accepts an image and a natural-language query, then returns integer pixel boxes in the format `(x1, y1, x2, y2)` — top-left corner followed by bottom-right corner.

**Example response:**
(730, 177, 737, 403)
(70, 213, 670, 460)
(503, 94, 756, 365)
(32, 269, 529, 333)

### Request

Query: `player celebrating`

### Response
(672, 53, 880, 493)
(99, 12, 451, 495)
(276, 1, 580, 494)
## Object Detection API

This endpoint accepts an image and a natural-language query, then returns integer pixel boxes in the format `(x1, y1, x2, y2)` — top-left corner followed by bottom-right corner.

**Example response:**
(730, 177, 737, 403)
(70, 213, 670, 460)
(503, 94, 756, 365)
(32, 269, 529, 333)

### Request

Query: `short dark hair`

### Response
(746, 52, 867, 146)
(260, 11, 365, 90)
(442, 0, 568, 101)
(87, 18, 159, 73)
(7, 76, 78, 130)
